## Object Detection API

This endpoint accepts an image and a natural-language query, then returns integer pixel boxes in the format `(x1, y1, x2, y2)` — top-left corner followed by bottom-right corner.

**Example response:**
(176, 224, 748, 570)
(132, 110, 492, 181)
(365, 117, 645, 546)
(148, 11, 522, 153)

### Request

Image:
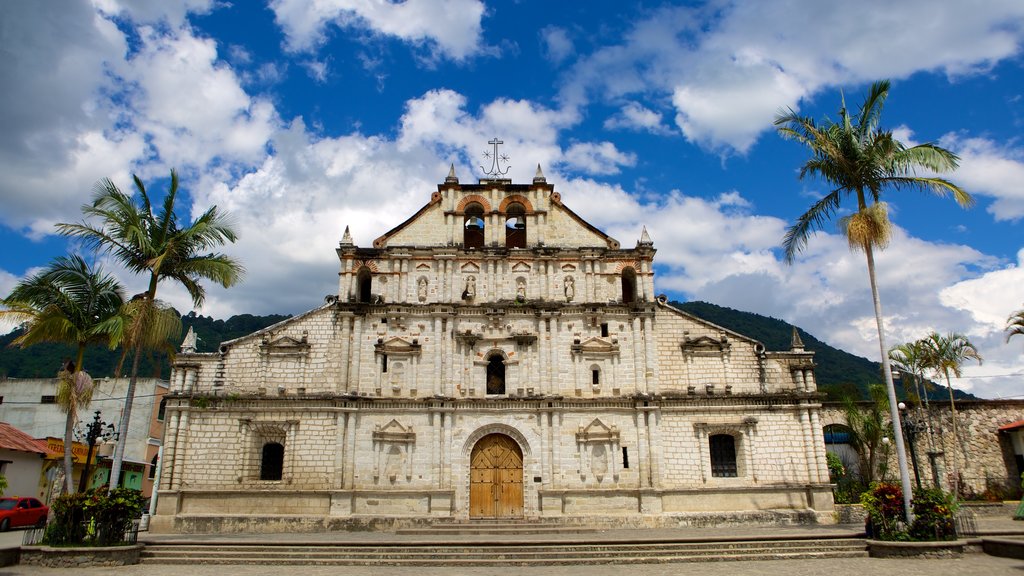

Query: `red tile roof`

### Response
(0, 422, 49, 454)
(998, 419, 1024, 432)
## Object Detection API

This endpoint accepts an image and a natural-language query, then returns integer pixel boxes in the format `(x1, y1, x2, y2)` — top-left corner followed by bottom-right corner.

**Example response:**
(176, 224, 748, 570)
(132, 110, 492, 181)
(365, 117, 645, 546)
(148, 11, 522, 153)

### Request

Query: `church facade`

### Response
(151, 166, 833, 533)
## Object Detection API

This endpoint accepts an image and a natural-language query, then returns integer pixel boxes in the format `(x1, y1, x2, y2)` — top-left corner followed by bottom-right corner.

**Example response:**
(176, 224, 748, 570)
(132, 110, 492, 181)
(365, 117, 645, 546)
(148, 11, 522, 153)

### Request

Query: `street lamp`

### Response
(898, 402, 924, 490)
(74, 410, 116, 492)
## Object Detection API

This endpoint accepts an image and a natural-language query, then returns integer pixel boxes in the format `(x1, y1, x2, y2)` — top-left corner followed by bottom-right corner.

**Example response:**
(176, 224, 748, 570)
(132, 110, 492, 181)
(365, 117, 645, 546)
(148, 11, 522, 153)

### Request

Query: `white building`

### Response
(0, 422, 48, 498)
(152, 168, 832, 533)
(0, 377, 168, 497)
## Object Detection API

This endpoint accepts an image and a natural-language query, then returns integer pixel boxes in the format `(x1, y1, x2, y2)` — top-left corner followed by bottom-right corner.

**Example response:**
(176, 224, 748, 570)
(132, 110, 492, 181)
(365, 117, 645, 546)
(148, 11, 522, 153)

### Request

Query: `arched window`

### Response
(621, 267, 637, 304)
(148, 454, 159, 480)
(709, 434, 738, 477)
(157, 397, 167, 421)
(505, 202, 526, 248)
(356, 267, 372, 303)
(486, 353, 505, 395)
(464, 203, 485, 249)
(260, 442, 284, 481)
(591, 364, 601, 386)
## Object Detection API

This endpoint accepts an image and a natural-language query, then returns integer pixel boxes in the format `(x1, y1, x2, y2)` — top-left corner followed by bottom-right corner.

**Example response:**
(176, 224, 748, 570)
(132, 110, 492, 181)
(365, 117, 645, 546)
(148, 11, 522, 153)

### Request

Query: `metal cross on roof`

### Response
(481, 138, 511, 177)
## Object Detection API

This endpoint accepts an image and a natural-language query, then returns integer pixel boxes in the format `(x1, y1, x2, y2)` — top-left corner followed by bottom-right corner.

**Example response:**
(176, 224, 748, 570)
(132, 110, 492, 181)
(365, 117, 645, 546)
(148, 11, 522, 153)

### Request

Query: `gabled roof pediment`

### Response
(373, 419, 415, 443)
(680, 334, 731, 356)
(374, 336, 422, 356)
(571, 337, 619, 357)
(259, 332, 310, 357)
(577, 418, 619, 442)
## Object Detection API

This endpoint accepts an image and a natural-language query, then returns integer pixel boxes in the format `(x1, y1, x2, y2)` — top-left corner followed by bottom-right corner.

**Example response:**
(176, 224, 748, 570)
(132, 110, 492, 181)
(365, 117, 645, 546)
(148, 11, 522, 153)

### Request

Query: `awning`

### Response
(997, 419, 1024, 432)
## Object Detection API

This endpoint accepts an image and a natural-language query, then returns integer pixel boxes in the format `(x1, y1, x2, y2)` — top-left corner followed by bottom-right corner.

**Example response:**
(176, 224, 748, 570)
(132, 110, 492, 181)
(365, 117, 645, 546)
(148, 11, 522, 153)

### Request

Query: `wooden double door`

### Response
(469, 433, 523, 518)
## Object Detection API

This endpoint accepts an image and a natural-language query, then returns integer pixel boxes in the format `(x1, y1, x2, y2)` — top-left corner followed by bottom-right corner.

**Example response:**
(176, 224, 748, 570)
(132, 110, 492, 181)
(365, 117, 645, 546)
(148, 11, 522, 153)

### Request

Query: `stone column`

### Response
(335, 412, 348, 489)
(171, 411, 189, 490)
(642, 317, 658, 394)
(631, 318, 644, 394)
(809, 409, 828, 482)
(351, 316, 363, 394)
(161, 411, 179, 490)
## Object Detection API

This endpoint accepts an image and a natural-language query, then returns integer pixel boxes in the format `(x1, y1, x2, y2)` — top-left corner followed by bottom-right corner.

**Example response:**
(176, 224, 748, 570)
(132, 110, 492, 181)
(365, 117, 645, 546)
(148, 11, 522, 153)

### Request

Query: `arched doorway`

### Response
(469, 433, 523, 518)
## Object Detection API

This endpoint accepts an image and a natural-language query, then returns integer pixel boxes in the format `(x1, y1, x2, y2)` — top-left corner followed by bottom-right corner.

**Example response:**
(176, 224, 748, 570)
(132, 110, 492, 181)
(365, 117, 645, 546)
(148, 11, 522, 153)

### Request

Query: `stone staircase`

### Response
(140, 532, 868, 566)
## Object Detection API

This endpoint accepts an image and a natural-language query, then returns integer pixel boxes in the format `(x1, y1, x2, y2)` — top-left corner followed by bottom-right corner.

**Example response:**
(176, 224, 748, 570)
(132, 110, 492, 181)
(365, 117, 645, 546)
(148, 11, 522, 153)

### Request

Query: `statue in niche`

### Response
(564, 275, 575, 302)
(417, 277, 428, 302)
(516, 277, 526, 302)
(462, 275, 476, 300)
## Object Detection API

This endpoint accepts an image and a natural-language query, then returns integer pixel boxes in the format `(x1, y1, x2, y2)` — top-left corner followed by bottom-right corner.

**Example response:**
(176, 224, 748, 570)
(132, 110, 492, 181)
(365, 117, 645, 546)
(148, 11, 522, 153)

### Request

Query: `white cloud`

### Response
(126, 27, 280, 170)
(938, 134, 1024, 221)
(563, 0, 1024, 152)
(604, 102, 674, 136)
(270, 0, 486, 61)
(561, 142, 637, 175)
(539, 26, 574, 65)
(0, 2, 140, 234)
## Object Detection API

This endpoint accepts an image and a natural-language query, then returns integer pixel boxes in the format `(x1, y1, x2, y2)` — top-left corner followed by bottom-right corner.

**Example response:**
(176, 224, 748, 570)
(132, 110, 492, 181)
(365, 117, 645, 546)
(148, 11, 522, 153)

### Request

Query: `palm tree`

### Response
(776, 80, 974, 521)
(1, 254, 125, 493)
(889, 339, 940, 406)
(889, 339, 940, 486)
(1007, 307, 1024, 344)
(921, 331, 981, 498)
(57, 170, 243, 491)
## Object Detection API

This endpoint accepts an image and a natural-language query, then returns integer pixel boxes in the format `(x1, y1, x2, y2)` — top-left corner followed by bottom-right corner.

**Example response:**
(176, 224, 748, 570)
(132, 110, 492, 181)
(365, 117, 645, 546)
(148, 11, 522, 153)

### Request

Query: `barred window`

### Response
(709, 434, 737, 477)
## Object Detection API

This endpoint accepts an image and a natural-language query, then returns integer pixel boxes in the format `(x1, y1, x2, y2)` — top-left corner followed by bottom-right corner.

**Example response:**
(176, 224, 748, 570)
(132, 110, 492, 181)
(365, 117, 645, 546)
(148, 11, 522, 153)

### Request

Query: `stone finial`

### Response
(790, 326, 805, 351)
(533, 164, 546, 184)
(638, 226, 653, 246)
(341, 226, 353, 246)
(181, 326, 198, 353)
(445, 163, 459, 184)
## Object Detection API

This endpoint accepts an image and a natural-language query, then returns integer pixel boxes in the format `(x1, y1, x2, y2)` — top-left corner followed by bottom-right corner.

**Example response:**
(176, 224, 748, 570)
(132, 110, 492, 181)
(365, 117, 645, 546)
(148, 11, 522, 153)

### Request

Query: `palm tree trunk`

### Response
(63, 344, 86, 494)
(944, 370, 959, 499)
(109, 276, 158, 494)
(108, 338, 142, 493)
(864, 244, 915, 523)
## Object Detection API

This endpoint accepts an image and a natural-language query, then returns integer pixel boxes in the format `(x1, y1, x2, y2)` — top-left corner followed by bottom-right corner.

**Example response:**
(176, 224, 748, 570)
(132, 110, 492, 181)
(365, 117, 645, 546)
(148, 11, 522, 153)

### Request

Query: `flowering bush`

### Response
(862, 482, 959, 541)
(909, 488, 958, 541)
(861, 482, 907, 540)
(43, 488, 145, 546)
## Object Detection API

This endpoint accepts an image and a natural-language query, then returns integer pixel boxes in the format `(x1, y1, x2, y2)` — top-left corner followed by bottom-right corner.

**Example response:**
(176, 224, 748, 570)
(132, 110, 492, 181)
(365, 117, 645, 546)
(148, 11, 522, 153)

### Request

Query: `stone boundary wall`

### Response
(18, 545, 142, 567)
(821, 400, 1024, 496)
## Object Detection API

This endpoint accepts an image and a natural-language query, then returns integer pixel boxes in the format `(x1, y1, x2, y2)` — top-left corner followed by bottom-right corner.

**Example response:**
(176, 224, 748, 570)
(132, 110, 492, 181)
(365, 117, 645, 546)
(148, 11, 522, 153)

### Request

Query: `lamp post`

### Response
(75, 410, 116, 492)
(898, 402, 924, 490)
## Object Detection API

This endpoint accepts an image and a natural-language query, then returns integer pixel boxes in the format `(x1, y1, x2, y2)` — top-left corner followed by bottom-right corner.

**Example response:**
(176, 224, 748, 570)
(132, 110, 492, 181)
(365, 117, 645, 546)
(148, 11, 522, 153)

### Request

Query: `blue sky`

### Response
(1, 0, 1023, 397)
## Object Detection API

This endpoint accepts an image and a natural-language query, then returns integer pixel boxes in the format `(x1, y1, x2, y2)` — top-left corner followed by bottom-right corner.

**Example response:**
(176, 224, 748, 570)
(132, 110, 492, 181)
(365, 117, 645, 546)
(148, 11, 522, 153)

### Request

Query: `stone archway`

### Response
(469, 433, 523, 518)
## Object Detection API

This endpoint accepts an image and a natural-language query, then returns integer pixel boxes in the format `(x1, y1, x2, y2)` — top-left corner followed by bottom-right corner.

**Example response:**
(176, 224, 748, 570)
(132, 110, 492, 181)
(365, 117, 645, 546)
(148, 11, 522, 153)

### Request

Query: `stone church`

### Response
(151, 162, 833, 533)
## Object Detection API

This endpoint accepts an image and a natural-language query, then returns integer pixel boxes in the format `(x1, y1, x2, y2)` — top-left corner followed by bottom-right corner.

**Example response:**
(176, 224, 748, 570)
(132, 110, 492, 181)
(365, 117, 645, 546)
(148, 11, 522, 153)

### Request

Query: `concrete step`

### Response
(140, 538, 869, 566)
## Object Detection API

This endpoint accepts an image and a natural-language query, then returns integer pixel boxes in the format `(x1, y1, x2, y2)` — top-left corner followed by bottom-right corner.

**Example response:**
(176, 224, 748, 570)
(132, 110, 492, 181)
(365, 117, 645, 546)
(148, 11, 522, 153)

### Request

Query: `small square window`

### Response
(41, 395, 56, 404)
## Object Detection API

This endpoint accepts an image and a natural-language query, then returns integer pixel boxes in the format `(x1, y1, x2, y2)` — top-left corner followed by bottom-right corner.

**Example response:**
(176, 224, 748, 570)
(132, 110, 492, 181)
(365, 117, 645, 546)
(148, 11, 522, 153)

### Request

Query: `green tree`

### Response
(775, 80, 974, 522)
(1007, 307, 1024, 344)
(843, 384, 892, 483)
(889, 339, 940, 485)
(57, 170, 243, 491)
(0, 254, 125, 493)
(921, 331, 982, 497)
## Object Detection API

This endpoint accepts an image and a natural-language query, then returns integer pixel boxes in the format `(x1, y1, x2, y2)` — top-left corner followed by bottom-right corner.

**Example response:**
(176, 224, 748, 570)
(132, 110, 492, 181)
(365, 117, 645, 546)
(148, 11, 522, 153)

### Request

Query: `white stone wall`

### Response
(155, 178, 834, 532)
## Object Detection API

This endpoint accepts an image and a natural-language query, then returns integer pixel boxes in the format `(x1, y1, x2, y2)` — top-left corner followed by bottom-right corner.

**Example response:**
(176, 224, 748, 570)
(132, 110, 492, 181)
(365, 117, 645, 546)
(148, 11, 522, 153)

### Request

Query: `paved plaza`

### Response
(2, 519, 1022, 575)
(0, 554, 1021, 576)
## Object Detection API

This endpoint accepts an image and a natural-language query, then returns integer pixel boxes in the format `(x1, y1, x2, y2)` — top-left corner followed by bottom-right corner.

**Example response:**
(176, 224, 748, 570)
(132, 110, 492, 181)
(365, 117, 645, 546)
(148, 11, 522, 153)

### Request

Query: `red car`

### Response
(0, 497, 48, 531)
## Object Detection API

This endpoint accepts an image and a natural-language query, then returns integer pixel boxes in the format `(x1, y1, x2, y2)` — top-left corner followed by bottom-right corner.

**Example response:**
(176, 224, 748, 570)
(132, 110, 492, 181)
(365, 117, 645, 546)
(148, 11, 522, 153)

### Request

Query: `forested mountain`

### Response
(1, 303, 974, 400)
(672, 300, 975, 401)
(0, 312, 290, 380)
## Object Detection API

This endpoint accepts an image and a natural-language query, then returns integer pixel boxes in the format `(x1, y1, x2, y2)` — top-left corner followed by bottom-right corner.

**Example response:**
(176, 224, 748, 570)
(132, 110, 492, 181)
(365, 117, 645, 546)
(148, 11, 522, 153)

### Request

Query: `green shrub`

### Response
(42, 488, 145, 546)
(861, 482, 907, 540)
(908, 488, 958, 541)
